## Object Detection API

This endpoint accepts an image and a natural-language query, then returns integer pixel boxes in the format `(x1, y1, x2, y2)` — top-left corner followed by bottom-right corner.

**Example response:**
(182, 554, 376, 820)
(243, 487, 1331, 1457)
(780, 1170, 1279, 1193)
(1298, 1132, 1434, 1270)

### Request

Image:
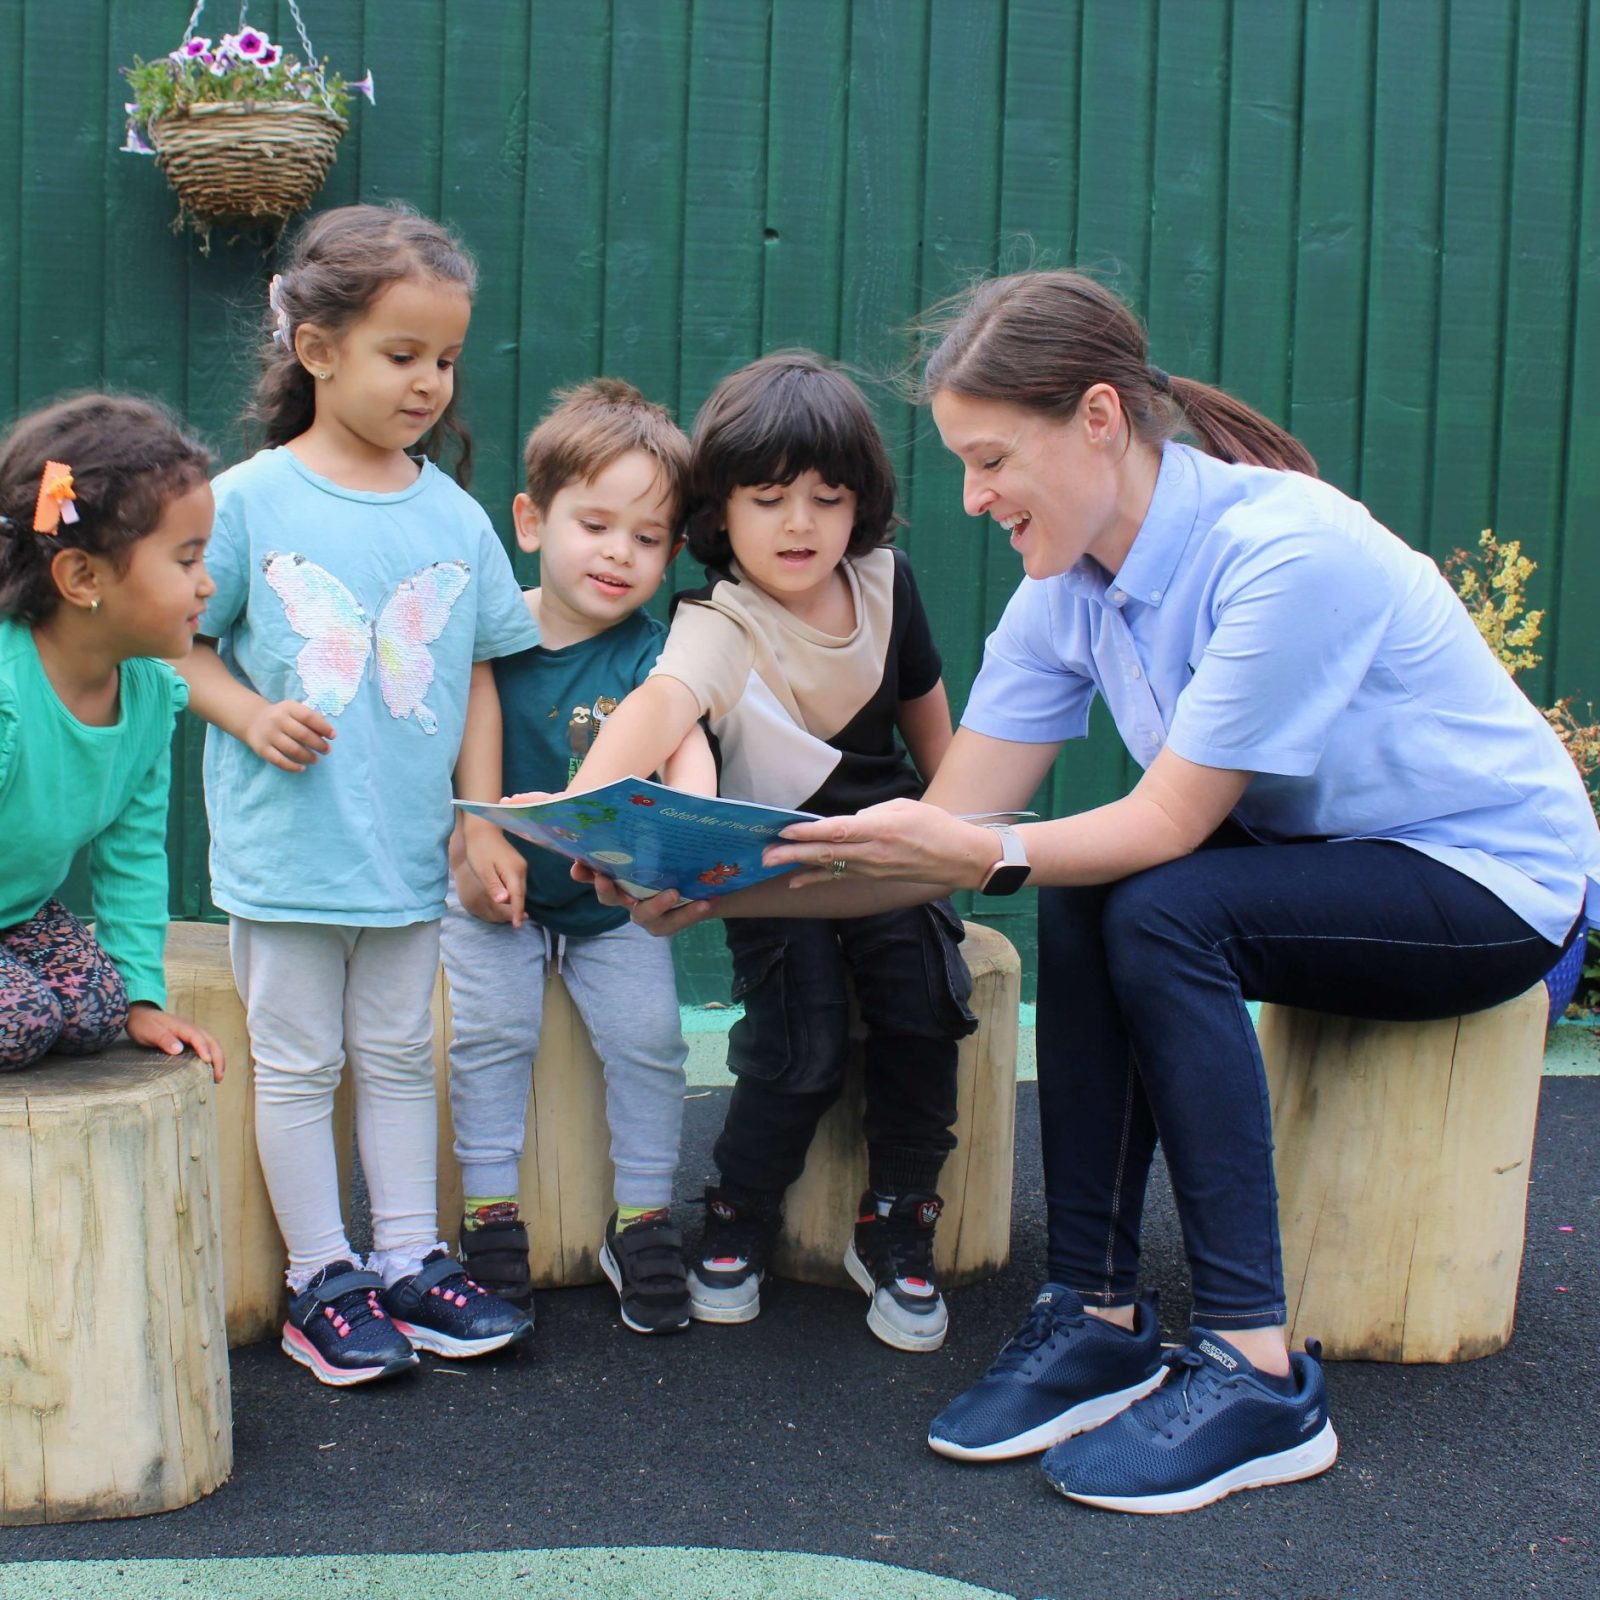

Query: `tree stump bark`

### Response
(434, 967, 613, 1287)
(0, 1047, 232, 1522)
(1260, 983, 1547, 1363)
(774, 920, 1021, 1290)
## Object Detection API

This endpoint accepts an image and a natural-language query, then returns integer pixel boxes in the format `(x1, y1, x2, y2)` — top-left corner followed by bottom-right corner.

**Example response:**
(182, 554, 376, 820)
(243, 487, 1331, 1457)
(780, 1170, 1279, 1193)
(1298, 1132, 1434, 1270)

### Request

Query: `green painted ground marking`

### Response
(0, 1548, 1011, 1600)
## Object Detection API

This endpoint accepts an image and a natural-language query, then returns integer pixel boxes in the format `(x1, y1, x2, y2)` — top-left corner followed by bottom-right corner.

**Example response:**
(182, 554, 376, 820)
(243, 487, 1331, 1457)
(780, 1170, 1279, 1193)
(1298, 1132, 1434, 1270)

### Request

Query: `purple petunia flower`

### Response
(171, 36, 211, 61)
(259, 43, 282, 68)
(222, 29, 270, 62)
(351, 70, 376, 105)
(121, 121, 155, 156)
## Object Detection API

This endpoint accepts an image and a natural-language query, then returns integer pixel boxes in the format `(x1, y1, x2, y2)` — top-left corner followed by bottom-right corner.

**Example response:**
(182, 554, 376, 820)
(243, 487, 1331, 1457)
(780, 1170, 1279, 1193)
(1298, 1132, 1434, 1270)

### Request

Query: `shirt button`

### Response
(1150, 589, 1162, 602)
(1131, 666, 1142, 679)
(1111, 589, 1126, 605)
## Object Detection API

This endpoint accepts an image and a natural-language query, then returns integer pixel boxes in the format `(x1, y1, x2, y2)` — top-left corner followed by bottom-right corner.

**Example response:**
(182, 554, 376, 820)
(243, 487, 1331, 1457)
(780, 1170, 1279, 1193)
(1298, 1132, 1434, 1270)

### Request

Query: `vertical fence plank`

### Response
(1492, 0, 1585, 709)
(679, 0, 768, 424)
(912, 0, 1004, 702)
(1358, 0, 1446, 549)
(18, 0, 108, 408)
(519, 0, 610, 584)
(1428, 0, 1515, 566)
(441, 0, 533, 543)
(839, 0, 929, 493)
(1551, 0, 1600, 708)
(359, 0, 443, 212)
(761, 0, 849, 356)
(0, 0, 23, 418)
(1290, 0, 1375, 494)
(1075, 0, 1157, 312)
(602, 0, 690, 421)
(1147, 0, 1227, 382)
(1220, 0, 1303, 421)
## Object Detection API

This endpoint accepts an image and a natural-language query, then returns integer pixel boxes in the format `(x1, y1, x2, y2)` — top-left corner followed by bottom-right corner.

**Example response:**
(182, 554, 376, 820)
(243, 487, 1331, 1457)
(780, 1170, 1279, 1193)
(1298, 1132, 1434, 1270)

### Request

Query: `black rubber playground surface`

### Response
(2, 1078, 1595, 1600)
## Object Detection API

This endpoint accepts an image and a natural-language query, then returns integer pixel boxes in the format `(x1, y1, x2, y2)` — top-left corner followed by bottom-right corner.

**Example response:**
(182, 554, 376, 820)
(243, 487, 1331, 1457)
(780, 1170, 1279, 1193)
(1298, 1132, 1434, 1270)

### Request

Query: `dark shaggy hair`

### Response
(245, 203, 479, 484)
(685, 351, 900, 568)
(0, 394, 212, 625)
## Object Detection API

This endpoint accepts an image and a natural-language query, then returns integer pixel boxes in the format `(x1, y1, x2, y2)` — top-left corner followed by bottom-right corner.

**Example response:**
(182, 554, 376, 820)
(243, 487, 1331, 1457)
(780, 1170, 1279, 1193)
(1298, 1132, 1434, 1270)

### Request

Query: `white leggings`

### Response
(230, 917, 442, 1285)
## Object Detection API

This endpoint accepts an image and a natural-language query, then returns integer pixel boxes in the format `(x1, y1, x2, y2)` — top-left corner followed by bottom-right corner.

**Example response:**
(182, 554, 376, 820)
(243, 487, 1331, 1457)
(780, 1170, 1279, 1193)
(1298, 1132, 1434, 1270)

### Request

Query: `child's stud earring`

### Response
(90, 597, 100, 614)
(317, 370, 330, 381)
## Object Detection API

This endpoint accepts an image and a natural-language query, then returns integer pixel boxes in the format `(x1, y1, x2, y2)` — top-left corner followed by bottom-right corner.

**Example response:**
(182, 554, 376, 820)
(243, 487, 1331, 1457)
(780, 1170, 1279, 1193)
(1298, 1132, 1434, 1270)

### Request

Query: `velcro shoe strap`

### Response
(406, 1256, 466, 1295)
(306, 1268, 383, 1304)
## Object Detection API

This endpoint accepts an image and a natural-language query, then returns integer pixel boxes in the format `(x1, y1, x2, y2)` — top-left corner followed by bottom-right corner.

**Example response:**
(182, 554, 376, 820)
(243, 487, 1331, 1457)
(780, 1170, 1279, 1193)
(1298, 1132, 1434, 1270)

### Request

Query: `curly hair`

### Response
(0, 393, 212, 625)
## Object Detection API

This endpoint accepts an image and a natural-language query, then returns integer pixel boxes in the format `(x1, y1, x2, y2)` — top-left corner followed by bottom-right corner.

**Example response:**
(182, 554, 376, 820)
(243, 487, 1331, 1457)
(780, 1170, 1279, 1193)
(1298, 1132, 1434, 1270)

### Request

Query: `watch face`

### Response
(982, 862, 1031, 896)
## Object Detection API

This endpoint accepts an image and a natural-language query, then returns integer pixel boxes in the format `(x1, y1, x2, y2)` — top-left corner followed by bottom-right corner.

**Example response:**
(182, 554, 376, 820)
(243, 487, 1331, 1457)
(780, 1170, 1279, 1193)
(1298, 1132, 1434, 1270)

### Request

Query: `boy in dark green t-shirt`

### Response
(444, 381, 711, 1333)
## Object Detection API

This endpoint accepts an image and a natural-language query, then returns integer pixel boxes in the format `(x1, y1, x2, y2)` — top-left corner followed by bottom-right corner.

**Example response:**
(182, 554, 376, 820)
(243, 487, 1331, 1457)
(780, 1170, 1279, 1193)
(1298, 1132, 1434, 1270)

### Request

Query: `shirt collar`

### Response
(1060, 441, 1199, 610)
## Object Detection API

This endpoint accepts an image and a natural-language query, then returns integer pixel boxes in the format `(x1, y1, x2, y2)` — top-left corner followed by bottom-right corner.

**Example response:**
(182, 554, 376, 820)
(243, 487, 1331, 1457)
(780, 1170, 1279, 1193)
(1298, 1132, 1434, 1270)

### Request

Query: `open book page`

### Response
(455, 777, 820, 900)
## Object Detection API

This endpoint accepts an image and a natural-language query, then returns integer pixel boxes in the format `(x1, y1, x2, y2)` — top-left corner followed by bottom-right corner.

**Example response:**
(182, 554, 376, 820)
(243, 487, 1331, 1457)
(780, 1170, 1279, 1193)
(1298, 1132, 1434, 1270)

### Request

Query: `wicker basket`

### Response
(152, 101, 347, 230)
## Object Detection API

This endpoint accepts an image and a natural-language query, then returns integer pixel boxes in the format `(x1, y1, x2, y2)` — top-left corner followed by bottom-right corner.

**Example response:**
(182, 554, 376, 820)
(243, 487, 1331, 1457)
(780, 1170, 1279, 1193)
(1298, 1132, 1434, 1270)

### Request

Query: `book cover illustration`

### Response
(454, 776, 821, 900)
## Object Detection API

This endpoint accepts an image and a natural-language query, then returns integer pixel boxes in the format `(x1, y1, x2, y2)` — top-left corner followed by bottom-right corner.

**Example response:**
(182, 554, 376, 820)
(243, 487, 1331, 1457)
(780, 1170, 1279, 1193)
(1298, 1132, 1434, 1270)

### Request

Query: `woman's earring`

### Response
(90, 598, 100, 614)
(317, 370, 330, 381)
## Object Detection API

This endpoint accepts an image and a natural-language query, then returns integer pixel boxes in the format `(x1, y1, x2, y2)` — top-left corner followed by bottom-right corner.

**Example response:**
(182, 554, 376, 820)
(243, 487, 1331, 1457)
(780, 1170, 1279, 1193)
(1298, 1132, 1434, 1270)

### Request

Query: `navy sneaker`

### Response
(282, 1261, 420, 1388)
(1040, 1329, 1339, 1514)
(844, 1190, 948, 1353)
(458, 1207, 534, 1311)
(381, 1251, 533, 1357)
(600, 1210, 692, 1334)
(928, 1284, 1164, 1460)
(687, 1185, 782, 1325)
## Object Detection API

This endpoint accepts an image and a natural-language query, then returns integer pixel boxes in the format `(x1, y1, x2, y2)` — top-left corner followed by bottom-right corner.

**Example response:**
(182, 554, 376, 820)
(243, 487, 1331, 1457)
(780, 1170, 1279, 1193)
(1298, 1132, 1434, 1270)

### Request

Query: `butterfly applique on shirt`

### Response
(262, 552, 471, 734)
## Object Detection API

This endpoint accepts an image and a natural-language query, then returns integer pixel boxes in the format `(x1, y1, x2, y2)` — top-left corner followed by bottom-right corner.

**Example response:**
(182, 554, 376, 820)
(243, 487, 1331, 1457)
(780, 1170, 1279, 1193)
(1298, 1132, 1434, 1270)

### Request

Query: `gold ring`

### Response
(830, 858, 848, 878)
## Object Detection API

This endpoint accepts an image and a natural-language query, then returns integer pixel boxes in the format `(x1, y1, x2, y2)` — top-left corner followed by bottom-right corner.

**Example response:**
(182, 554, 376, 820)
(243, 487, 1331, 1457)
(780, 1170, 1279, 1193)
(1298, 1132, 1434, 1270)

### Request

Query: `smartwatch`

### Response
(978, 824, 1031, 895)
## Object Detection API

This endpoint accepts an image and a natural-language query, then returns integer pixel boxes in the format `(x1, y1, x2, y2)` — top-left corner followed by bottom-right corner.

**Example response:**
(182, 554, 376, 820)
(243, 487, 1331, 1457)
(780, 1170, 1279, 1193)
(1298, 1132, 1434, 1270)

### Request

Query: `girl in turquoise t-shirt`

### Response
(177, 204, 536, 1389)
(0, 393, 223, 1076)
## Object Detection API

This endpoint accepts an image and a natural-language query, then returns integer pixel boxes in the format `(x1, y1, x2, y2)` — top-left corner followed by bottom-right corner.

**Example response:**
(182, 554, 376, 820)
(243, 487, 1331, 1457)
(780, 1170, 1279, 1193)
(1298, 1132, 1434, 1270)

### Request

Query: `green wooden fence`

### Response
(3, 0, 1596, 1001)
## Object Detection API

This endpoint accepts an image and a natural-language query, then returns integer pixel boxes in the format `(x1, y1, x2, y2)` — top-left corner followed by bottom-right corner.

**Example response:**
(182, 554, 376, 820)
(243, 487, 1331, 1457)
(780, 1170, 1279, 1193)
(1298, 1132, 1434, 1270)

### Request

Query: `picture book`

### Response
(454, 777, 820, 900)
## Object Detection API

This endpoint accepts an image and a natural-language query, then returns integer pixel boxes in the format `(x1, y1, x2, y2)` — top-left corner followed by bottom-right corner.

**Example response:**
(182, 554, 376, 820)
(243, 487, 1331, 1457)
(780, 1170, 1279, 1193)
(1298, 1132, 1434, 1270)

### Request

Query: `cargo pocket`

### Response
(923, 899, 979, 1038)
(725, 932, 795, 1083)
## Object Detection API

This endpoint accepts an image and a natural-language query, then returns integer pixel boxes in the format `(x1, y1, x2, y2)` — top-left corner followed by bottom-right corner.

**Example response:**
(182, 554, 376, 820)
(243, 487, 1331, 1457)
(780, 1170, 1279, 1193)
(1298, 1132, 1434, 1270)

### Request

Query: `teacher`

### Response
(587, 270, 1600, 1514)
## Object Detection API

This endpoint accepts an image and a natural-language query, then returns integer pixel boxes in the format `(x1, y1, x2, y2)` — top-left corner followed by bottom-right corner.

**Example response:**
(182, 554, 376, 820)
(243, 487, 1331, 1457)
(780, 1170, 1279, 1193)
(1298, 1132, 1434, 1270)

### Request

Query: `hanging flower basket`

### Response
(150, 100, 348, 230)
(121, 10, 372, 245)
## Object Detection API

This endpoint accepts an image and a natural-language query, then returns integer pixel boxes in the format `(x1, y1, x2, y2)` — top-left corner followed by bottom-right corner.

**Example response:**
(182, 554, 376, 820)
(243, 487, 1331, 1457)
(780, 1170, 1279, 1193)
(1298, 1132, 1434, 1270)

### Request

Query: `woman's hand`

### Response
(569, 861, 716, 937)
(126, 1003, 225, 1082)
(765, 797, 1002, 890)
(244, 699, 334, 773)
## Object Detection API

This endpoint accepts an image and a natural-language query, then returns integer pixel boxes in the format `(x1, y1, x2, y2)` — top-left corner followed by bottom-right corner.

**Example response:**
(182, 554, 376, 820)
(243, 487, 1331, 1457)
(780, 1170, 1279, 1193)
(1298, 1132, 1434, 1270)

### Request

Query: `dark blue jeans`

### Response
(1038, 835, 1568, 1331)
(714, 899, 978, 1197)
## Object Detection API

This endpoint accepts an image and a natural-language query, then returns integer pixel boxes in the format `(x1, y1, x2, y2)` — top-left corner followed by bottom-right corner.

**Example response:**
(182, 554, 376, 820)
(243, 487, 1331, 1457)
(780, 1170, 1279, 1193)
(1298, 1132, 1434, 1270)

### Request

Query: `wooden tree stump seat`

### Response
(773, 920, 1021, 1290)
(1259, 983, 1548, 1363)
(0, 1047, 231, 1523)
(435, 920, 1023, 1293)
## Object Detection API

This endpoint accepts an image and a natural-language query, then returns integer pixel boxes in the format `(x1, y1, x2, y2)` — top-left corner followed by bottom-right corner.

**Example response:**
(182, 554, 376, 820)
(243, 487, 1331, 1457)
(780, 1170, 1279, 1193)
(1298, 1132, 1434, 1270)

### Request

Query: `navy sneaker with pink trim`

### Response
(381, 1250, 533, 1358)
(282, 1261, 419, 1388)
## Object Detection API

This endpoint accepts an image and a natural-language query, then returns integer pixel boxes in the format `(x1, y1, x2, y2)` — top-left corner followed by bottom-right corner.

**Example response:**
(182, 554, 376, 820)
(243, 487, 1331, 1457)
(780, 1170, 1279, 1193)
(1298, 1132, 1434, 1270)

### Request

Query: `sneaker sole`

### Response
(280, 1325, 419, 1388)
(927, 1366, 1169, 1461)
(843, 1241, 947, 1353)
(685, 1265, 762, 1324)
(600, 1241, 691, 1335)
(1047, 1418, 1340, 1514)
(388, 1318, 533, 1358)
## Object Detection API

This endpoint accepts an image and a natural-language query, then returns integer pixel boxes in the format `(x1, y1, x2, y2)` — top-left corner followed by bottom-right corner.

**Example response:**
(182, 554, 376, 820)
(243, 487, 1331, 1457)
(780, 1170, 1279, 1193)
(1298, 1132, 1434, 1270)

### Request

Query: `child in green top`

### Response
(447, 380, 711, 1331)
(0, 394, 223, 1076)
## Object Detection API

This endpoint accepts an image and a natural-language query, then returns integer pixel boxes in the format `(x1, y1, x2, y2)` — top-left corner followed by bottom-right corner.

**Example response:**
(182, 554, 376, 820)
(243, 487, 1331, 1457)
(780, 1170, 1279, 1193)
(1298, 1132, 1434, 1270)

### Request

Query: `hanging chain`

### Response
(181, 0, 207, 43)
(284, 0, 337, 114)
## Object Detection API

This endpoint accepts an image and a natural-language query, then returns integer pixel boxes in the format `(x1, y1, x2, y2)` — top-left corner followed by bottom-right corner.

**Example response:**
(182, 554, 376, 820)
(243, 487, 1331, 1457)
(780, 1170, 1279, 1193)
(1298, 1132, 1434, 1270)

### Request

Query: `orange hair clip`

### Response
(33, 460, 80, 535)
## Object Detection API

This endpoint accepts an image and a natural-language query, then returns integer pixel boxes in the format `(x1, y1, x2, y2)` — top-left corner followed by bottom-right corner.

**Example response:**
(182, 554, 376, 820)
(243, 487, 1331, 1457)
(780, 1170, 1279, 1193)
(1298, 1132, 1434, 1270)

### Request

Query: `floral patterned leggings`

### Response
(0, 899, 129, 1071)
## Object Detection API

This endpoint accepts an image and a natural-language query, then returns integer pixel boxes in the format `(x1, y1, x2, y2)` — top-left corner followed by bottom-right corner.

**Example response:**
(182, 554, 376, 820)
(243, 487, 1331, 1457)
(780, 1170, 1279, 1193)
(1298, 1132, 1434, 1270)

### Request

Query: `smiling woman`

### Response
(587, 269, 1600, 1516)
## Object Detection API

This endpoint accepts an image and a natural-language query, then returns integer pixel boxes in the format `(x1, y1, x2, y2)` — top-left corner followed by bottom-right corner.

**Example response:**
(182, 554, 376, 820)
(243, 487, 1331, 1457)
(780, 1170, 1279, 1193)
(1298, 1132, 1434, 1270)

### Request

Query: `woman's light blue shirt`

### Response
(961, 442, 1600, 944)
